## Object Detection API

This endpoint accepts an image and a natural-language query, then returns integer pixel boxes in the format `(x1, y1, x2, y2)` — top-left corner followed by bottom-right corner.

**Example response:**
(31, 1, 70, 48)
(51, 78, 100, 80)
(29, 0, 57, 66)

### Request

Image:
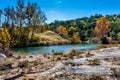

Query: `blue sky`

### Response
(0, 0, 120, 23)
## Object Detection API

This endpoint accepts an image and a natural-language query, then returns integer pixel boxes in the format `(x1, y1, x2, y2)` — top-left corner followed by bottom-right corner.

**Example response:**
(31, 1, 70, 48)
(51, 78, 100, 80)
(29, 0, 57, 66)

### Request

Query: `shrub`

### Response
(71, 49, 76, 53)
(69, 49, 80, 56)
(20, 32, 30, 46)
(10, 27, 31, 47)
(67, 37, 72, 42)
(86, 51, 94, 57)
(72, 33, 82, 44)
(30, 34, 41, 46)
(65, 49, 80, 59)
(54, 52, 63, 55)
(31, 34, 41, 42)
(89, 59, 100, 65)
(53, 55, 62, 61)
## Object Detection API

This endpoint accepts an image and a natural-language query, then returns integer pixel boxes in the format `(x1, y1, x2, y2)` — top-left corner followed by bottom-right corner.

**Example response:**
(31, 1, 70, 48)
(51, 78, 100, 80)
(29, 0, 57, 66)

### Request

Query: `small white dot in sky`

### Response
(58, 0, 62, 4)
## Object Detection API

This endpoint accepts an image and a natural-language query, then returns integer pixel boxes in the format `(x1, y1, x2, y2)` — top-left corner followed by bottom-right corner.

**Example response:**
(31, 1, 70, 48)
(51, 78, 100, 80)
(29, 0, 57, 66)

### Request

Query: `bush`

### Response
(89, 59, 100, 65)
(86, 51, 94, 57)
(53, 56, 62, 61)
(71, 49, 76, 53)
(30, 34, 41, 46)
(67, 37, 72, 41)
(54, 52, 63, 55)
(31, 34, 41, 42)
(20, 32, 30, 47)
(65, 49, 80, 59)
(72, 33, 82, 44)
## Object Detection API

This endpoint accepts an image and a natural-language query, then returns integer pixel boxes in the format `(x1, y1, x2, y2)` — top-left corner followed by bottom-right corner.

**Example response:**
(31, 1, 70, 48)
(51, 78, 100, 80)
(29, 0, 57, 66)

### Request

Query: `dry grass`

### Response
(62, 49, 83, 59)
(89, 59, 100, 65)
(96, 44, 120, 50)
(47, 74, 108, 80)
(35, 30, 70, 45)
(86, 51, 94, 57)
(111, 68, 120, 79)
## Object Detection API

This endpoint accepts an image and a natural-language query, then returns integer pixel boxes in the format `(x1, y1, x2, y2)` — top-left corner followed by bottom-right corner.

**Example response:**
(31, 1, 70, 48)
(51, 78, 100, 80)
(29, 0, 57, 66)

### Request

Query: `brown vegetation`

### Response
(95, 17, 111, 38)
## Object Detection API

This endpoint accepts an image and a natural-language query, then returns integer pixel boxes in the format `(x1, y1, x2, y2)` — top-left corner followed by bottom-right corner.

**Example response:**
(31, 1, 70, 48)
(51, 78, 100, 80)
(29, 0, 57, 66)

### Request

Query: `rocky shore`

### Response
(0, 46, 120, 80)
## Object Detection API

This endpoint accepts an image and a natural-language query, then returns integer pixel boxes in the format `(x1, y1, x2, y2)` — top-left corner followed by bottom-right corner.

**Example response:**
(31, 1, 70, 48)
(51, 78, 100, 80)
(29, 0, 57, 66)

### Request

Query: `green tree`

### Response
(20, 28, 30, 47)
(10, 27, 21, 47)
(72, 33, 82, 44)
(68, 27, 77, 36)
(25, 1, 47, 42)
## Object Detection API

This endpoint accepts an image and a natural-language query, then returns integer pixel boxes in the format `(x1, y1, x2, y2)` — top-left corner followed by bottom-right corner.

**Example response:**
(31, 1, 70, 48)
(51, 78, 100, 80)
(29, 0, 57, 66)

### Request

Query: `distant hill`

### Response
(35, 30, 70, 45)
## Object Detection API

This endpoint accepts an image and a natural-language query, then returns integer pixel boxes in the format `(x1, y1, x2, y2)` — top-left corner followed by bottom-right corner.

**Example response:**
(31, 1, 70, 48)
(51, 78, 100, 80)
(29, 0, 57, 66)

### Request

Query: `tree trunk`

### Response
(0, 14, 1, 26)
(20, 19, 22, 27)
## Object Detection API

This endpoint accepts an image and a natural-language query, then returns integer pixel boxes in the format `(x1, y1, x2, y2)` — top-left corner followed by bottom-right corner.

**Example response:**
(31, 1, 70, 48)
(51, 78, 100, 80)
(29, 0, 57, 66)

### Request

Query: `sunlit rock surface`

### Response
(39, 47, 120, 77)
(0, 54, 6, 63)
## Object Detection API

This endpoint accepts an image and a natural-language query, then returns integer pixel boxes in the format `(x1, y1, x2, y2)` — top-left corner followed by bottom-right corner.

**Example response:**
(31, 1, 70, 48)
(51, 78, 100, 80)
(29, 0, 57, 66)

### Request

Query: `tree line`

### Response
(48, 14, 120, 42)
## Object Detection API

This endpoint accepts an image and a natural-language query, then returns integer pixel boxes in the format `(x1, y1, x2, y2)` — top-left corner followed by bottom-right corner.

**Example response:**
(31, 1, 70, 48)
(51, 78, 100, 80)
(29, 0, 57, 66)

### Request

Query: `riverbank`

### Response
(0, 45, 120, 80)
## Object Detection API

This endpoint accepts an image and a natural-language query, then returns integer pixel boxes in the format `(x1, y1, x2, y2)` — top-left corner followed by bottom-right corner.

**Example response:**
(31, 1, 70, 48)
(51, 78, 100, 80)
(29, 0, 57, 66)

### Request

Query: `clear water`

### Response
(13, 44, 98, 54)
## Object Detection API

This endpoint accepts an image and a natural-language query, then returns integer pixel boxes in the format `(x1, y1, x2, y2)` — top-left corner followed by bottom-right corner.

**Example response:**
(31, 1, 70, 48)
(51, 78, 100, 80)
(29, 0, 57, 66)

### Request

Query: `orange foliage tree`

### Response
(56, 26, 68, 38)
(95, 17, 111, 39)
